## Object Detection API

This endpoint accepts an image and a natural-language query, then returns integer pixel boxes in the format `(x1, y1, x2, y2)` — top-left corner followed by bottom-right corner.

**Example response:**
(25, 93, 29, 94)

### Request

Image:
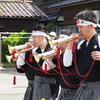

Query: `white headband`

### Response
(59, 34, 69, 39)
(77, 19, 100, 28)
(32, 31, 51, 40)
(28, 36, 33, 41)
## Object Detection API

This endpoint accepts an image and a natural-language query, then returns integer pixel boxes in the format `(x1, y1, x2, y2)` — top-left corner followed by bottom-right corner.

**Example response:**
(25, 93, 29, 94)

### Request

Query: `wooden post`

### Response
(0, 34, 5, 71)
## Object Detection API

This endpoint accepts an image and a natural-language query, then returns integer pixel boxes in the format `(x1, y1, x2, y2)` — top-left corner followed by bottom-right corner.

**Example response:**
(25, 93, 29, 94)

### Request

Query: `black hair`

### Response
(73, 9, 98, 24)
(33, 24, 48, 34)
(60, 29, 71, 36)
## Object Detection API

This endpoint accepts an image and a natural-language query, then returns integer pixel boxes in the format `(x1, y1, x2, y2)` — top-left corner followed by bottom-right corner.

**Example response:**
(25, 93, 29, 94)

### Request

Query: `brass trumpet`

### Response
(6, 44, 34, 63)
(6, 53, 19, 63)
(49, 35, 78, 48)
(6, 55, 12, 63)
(34, 35, 79, 62)
(34, 49, 57, 62)
(8, 44, 34, 54)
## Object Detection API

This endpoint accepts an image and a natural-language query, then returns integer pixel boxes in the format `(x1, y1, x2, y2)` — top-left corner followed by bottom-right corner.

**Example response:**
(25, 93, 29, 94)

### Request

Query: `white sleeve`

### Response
(63, 48, 72, 67)
(42, 60, 56, 70)
(16, 53, 26, 69)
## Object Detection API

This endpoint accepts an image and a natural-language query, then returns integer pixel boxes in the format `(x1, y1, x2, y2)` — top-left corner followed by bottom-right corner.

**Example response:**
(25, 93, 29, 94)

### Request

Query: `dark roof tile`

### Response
(39, 13, 59, 22)
(0, 1, 47, 18)
(48, 0, 86, 8)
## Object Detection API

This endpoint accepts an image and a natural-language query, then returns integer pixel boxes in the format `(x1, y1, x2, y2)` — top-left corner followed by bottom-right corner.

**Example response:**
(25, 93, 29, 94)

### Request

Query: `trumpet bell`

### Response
(34, 52, 42, 62)
(6, 55, 16, 63)
(6, 55, 12, 63)
(8, 45, 16, 54)
(34, 50, 57, 62)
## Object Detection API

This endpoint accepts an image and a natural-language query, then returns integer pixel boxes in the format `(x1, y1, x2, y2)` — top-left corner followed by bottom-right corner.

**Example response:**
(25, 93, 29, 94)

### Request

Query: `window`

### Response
(58, 25, 78, 34)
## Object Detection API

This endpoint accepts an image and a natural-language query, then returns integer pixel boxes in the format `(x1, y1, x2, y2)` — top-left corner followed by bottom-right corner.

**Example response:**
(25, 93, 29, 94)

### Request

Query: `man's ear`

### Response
(90, 24, 94, 28)
(41, 35, 45, 39)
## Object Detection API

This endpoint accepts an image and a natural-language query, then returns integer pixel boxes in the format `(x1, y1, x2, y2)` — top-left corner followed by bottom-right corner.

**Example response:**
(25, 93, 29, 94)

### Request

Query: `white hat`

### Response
(49, 31, 56, 37)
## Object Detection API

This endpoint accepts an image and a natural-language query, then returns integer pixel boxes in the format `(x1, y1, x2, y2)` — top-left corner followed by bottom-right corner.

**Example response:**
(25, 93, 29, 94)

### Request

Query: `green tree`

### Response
(40, 22, 54, 32)
(45, 22, 54, 30)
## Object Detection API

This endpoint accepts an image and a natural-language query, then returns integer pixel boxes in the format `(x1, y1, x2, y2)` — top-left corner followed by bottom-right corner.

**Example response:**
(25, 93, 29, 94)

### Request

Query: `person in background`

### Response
(49, 31, 57, 40)
(42, 29, 80, 100)
(63, 9, 100, 100)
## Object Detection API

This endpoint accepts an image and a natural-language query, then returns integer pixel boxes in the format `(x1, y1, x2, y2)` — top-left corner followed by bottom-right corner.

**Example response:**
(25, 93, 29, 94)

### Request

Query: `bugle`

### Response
(6, 53, 19, 63)
(49, 35, 78, 48)
(6, 44, 34, 63)
(34, 49, 57, 62)
(8, 44, 34, 54)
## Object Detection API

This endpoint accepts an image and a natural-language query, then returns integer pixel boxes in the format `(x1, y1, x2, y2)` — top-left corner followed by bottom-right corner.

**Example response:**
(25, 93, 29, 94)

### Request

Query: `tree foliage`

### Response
(45, 22, 54, 30)
(2, 30, 30, 63)
(40, 22, 54, 32)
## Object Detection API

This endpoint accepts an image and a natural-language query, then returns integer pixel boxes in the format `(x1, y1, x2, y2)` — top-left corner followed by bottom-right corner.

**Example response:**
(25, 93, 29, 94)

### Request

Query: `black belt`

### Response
(34, 76, 56, 84)
(28, 80, 34, 83)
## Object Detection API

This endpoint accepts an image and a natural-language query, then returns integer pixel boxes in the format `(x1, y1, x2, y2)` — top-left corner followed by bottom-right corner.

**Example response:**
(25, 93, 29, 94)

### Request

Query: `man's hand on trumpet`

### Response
(67, 33, 80, 50)
(25, 41, 34, 47)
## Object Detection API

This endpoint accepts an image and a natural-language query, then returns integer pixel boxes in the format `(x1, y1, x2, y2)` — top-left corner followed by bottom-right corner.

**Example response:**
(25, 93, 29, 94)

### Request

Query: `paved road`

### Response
(0, 67, 61, 100)
(0, 67, 27, 100)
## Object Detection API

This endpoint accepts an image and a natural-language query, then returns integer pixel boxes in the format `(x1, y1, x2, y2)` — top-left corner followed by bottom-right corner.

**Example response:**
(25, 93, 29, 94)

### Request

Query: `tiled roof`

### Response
(39, 13, 59, 22)
(48, 0, 86, 8)
(0, 1, 47, 18)
(0, 0, 33, 2)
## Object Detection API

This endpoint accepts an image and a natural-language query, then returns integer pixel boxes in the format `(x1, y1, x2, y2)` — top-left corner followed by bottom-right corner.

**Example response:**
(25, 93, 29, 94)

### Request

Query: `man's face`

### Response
(32, 35, 42, 47)
(77, 25, 91, 39)
(59, 42, 68, 53)
(50, 35, 56, 40)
